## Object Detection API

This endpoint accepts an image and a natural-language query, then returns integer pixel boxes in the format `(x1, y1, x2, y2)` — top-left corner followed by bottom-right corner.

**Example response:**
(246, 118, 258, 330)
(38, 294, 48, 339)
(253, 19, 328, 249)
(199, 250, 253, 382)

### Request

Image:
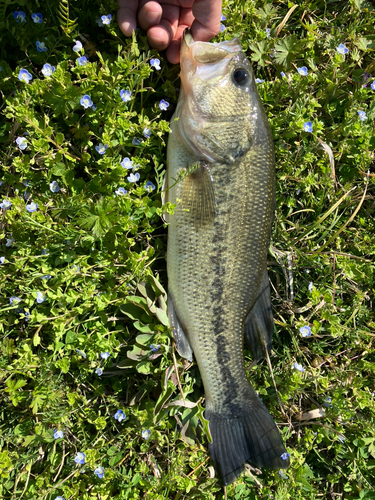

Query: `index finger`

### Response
(117, 0, 139, 36)
(191, 0, 222, 41)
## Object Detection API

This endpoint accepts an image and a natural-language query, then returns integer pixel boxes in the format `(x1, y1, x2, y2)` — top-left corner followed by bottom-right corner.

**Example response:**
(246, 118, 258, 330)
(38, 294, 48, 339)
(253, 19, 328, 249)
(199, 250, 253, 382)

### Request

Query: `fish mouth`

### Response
(180, 29, 243, 82)
(181, 29, 242, 64)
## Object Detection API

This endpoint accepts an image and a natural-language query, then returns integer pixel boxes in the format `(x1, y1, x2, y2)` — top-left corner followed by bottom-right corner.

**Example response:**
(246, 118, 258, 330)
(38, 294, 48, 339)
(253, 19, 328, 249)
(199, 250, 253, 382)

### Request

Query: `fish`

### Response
(164, 29, 289, 485)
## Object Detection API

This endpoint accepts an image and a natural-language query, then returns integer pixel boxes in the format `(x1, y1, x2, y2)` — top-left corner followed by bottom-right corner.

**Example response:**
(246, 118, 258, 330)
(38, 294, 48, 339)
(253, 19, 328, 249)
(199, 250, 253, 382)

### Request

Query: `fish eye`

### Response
(232, 68, 249, 86)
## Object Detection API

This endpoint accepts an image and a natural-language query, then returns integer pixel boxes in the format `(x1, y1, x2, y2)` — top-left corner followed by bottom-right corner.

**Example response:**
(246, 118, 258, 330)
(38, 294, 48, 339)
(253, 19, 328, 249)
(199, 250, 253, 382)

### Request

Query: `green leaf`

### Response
(51, 162, 66, 176)
(136, 360, 151, 374)
(55, 132, 64, 145)
(155, 307, 169, 327)
(65, 331, 77, 344)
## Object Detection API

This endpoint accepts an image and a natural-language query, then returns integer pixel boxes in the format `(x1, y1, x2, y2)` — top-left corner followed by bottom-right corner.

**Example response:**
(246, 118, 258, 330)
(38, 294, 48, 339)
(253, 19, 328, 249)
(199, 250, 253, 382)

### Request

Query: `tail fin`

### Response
(206, 395, 289, 485)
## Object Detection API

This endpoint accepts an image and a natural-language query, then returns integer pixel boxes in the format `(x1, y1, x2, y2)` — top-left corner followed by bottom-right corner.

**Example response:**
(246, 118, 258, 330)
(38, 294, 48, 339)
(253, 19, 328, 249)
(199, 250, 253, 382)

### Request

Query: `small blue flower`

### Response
(10, 296, 21, 305)
(42, 63, 55, 77)
(300, 325, 312, 337)
(324, 396, 333, 408)
(0, 257, 5, 264)
(74, 452, 86, 465)
(73, 40, 83, 52)
(95, 367, 103, 376)
(150, 344, 160, 352)
(95, 143, 108, 155)
(78, 56, 88, 66)
(91, 104, 97, 111)
(31, 13, 43, 24)
(280, 452, 290, 460)
(145, 181, 155, 192)
(159, 99, 169, 111)
(50, 181, 60, 193)
(255, 78, 264, 83)
(127, 172, 140, 183)
(143, 127, 151, 138)
(6, 235, 15, 246)
(221, 14, 226, 21)
(150, 58, 161, 70)
(293, 362, 305, 372)
(358, 110, 367, 121)
(80, 95, 93, 109)
(121, 157, 133, 169)
(303, 121, 313, 133)
(94, 466, 105, 479)
(114, 409, 126, 422)
(337, 44, 349, 54)
(220, 24, 226, 32)
(279, 470, 288, 479)
(132, 137, 141, 146)
(36, 41, 47, 52)
(55, 497, 65, 500)
(41, 248, 49, 255)
(53, 429, 64, 439)
(120, 89, 132, 102)
(14, 11, 26, 22)
(75, 349, 87, 358)
(96, 18, 104, 27)
(26, 202, 38, 213)
(266, 28, 271, 38)
(41, 274, 52, 280)
(371, 82, 375, 91)
(101, 14, 112, 25)
(71, 265, 80, 272)
(101, 352, 110, 359)
(23, 180, 30, 186)
(280, 71, 286, 78)
(115, 187, 127, 196)
(0, 200, 12, 209)
(297, 66, 308, 76)
(24, 191, 31, 202)
(142, 429, 151, 440)
(338, 435, 345, 443)
(18, 69, 33, 83)
(16, 137, 28, 150)
(308, 282, 313, 291)
(36, 292, 45, 303)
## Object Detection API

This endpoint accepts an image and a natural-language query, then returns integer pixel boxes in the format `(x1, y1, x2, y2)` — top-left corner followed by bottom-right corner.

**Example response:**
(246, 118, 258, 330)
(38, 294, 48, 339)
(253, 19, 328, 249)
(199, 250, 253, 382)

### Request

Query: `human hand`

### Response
(117, 0, 222, 64)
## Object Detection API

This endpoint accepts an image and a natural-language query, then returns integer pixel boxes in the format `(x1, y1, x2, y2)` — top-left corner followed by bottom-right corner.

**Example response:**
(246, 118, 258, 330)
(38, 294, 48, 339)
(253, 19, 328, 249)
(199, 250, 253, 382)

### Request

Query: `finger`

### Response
(165, 10, 195, 63)
(117, 0, 139, 36)
(191, 0, 222, 41)
(146, 4, 180, 51)
(137, 1, 163, 31)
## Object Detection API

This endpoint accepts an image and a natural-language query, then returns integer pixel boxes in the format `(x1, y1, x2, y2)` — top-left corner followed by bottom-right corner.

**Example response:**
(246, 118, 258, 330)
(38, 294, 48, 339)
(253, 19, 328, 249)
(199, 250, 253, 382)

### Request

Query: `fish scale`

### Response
(166, 30, 289, 484)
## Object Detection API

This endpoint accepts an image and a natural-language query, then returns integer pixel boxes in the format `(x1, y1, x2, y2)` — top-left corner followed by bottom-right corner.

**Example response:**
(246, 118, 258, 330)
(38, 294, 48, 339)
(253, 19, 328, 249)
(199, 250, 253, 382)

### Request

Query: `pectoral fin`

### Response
(244, 270, 274, 361)
(179, 163, 215, 228)
(168, 294, 193, 362)
(195, 126, 252, 164)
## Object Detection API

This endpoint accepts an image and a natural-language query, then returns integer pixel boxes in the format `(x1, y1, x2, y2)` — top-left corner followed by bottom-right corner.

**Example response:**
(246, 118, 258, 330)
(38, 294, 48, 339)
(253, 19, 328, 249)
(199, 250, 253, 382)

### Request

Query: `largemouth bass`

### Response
(165, 30, 289, 485)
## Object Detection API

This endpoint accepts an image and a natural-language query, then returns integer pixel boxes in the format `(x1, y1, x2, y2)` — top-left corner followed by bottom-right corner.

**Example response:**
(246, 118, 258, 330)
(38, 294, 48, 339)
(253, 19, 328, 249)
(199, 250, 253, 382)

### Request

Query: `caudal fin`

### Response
(206, 395, 289, 485)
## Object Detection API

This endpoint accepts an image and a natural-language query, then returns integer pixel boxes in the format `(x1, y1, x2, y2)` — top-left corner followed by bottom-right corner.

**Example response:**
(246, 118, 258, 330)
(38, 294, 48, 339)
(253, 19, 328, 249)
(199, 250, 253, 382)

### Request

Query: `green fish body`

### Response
(165, 30, 289, 485)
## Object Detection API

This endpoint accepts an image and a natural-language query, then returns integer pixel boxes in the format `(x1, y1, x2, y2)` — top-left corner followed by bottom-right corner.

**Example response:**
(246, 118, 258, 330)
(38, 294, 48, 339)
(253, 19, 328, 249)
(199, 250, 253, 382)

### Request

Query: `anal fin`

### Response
(244, 270, 274, 361)
(168, 294, 193, 362)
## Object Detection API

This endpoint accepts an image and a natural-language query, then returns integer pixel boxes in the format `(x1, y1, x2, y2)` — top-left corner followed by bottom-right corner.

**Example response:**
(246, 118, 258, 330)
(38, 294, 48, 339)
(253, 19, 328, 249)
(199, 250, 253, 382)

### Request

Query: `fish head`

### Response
(176, 30, 266, 164)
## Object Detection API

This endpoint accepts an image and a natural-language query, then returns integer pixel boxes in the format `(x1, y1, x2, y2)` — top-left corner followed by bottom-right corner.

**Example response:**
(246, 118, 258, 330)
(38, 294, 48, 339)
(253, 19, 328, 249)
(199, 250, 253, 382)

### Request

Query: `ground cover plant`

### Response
(0, 0, 375, 498)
